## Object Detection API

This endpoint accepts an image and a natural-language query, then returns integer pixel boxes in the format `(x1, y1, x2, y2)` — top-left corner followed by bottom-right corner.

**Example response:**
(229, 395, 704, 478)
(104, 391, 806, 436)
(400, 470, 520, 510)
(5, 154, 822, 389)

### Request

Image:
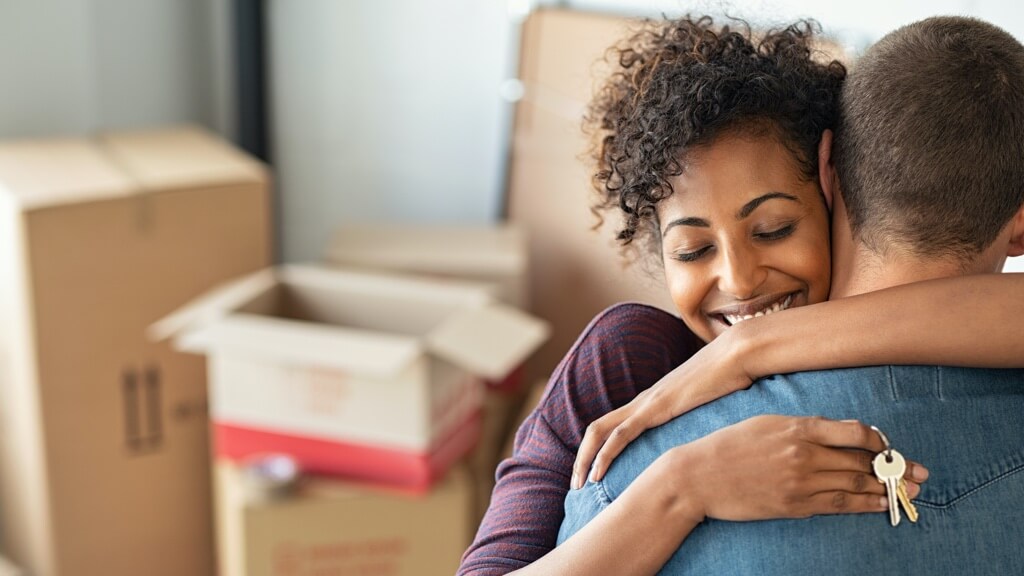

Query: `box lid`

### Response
(151, 264, 548, 379)
(187, 314, 421, 378)
(325, 224, 526, 277)
(99, 126, 266, 190)
(0, 138, 136, 211)
(150, 266, 423, 378)
(0, 126, 265, 212)
(147, 268, 280, 348)
(426, 303, 549, 380)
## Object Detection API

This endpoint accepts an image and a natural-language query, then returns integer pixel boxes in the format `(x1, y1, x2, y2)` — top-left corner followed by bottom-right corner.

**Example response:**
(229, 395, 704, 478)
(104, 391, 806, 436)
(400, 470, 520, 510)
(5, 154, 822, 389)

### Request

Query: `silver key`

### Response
(873, 449, 907, 527)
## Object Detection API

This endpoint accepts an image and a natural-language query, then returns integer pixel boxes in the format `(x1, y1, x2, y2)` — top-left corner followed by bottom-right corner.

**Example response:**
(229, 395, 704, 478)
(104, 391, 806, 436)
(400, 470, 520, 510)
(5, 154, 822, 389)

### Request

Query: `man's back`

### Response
(560, 366, 1024, 574)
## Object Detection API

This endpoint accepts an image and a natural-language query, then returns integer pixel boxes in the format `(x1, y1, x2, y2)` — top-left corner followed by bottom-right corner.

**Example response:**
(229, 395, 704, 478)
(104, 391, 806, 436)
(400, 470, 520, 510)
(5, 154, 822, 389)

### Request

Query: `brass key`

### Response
(896, 479, 919, 523)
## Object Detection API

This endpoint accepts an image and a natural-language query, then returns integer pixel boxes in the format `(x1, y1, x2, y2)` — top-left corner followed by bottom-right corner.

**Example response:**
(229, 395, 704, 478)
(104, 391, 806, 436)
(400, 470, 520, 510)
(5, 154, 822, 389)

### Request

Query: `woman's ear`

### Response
(817, 129, 836, 212)
(1006, 204, 1024, 258)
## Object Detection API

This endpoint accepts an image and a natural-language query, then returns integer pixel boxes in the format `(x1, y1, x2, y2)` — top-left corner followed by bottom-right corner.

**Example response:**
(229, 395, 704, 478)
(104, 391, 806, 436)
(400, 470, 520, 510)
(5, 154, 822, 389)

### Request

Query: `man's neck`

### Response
(830, 245, 971, 298)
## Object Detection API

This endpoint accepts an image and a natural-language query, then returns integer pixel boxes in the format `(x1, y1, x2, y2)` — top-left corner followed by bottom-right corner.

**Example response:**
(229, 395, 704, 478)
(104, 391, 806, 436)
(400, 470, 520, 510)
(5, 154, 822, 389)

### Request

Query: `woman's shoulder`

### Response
(537, 302, 700, 421)
(580, 302, 692, 344)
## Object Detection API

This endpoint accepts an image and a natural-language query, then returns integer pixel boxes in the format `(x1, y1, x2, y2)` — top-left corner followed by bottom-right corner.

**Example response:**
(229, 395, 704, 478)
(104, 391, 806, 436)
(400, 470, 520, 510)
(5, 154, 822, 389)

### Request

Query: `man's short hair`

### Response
(835, 16, 1024, 260)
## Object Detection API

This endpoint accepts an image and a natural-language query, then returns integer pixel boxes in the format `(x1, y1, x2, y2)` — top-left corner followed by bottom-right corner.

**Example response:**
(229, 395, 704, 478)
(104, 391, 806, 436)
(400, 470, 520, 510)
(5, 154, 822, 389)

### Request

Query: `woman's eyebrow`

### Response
(737, 192, 799, 219)
(662, 216, 710, 236)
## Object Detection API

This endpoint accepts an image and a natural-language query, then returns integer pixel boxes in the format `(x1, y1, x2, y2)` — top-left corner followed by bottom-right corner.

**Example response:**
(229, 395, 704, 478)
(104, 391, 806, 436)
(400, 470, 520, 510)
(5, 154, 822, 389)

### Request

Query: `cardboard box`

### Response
(0, 127, 271, 575)
(0, 556, 22, 576)
(214, 461, 473, 576)
(325, 224, 529, 308)
(151, 265, 549, 490)
(507, 9, 677, 380)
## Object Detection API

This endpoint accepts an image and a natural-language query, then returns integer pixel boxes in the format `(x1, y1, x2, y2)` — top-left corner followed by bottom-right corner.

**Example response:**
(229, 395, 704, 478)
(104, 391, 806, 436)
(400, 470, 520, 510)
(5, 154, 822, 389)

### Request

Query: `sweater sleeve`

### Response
(457, 303, 699, 575)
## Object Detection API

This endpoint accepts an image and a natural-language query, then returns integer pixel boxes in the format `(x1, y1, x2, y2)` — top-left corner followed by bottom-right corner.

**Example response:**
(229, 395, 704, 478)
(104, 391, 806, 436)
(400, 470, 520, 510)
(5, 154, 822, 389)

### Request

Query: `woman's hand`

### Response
(661, 415, 929, 522)
(572, 330, 756, 489)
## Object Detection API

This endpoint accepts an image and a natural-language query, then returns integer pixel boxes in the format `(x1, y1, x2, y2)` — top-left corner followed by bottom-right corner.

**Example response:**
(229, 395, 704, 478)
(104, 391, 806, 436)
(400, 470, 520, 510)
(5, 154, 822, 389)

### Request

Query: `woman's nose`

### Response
(715, 246, 767, 300)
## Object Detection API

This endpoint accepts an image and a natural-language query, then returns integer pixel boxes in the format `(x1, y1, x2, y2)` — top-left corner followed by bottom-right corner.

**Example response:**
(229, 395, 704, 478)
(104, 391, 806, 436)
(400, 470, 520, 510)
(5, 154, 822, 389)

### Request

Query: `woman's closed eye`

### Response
(754, 223, 797, 241)
(673, 245, 713, 262)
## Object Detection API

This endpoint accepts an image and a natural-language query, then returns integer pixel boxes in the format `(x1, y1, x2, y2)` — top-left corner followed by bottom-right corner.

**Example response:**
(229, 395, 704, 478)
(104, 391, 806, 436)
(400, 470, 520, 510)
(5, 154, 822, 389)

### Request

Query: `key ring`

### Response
(870, 425, 894, 460)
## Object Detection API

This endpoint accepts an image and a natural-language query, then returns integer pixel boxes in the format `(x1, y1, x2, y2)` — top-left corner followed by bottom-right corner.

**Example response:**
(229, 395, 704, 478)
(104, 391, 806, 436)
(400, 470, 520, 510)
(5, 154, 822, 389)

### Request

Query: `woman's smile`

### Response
(658, 130, 833, 342)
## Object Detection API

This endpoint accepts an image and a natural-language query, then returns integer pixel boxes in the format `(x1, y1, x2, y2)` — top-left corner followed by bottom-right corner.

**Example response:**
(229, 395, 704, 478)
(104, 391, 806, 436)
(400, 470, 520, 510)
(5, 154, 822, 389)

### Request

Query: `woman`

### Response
(459, 15, 1024, 576)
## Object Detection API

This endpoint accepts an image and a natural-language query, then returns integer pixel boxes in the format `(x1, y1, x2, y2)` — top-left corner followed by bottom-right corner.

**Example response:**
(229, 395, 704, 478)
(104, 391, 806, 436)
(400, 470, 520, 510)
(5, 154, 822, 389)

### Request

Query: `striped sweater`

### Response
(458, 303, 701, 575)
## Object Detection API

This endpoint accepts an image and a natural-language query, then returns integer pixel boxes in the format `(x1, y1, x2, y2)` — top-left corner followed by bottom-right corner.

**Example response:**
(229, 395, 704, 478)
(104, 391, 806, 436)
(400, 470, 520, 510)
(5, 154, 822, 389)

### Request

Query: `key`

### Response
(896, 478, 919, 523)
(873, 449, 906, 527)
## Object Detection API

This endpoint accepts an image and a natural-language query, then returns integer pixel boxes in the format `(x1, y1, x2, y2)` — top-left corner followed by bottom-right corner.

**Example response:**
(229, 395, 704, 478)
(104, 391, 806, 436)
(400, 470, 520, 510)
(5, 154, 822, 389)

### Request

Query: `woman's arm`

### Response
(506, 451, 703, 576)
(511, 416, 918, 576)
(575, 273, 1024, 486)
(735, 272, 1024, 377)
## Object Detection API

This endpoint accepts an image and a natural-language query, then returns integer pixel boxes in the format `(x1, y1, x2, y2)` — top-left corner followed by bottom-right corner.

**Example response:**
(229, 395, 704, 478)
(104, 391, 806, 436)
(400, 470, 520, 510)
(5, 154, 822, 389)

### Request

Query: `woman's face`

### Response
(658, 131, 832, 342)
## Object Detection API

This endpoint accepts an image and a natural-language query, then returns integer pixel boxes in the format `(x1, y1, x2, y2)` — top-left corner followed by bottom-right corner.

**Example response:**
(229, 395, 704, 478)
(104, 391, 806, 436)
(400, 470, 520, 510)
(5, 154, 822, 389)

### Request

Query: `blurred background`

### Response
(1, 1, 1022, 575)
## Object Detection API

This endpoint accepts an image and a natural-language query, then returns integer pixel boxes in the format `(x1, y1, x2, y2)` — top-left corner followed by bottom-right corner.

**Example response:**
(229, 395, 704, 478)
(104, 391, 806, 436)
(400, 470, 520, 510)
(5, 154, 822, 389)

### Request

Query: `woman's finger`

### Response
(591, 391, 681, 481)
(805, 444, 876, 473)
(573, 407, 632, 489)
(799, 417, 886, 453)
(590, 415, 644, 481)
(906, 461, 930, 482)
(803, 470, 888, 496)
(799, 491, 890, 517)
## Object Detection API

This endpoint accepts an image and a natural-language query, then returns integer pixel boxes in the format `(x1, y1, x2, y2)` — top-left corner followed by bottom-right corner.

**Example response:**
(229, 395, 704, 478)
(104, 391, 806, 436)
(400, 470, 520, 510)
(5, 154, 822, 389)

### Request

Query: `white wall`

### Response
(0, 0, 218, 138)
(268, 0, 517, 262)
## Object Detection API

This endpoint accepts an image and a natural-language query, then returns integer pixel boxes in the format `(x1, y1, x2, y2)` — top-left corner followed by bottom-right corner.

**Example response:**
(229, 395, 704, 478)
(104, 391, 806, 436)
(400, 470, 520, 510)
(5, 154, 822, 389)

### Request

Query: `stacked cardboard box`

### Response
(0, 127, 271, 576)
(325, 225, 541, 521)
(152, 264, 548, 492)
(214, 461, 474, 576)
(154, 262, 547, 575)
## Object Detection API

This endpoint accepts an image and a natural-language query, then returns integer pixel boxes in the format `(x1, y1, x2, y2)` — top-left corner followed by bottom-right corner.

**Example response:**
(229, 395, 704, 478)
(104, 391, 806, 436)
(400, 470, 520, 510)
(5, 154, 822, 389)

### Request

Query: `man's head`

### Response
(831, 16, 1024, 275)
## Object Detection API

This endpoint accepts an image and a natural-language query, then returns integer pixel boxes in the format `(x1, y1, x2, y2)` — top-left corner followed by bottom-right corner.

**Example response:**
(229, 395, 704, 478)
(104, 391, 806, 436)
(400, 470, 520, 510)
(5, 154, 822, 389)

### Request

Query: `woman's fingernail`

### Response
(913, 464, 930, 481)
(878, 496, 889, 509)
(841, 419, 859, 423)
(571, 472, 579, 490)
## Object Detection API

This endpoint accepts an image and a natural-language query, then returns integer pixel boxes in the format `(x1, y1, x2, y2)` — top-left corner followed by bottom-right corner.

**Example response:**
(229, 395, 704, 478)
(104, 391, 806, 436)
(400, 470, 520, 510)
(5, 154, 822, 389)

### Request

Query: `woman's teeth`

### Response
(723, 295, 794, 326)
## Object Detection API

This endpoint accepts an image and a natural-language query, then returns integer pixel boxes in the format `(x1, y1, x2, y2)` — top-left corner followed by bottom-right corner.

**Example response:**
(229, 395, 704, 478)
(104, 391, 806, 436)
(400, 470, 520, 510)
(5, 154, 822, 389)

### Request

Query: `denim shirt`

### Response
(558, 366, 1024, 575)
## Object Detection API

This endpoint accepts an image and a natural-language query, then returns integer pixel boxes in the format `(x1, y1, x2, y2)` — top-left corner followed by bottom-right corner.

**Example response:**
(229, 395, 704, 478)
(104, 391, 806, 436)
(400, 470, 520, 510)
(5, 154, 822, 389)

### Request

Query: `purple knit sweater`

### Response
(458, 303, 701, 575)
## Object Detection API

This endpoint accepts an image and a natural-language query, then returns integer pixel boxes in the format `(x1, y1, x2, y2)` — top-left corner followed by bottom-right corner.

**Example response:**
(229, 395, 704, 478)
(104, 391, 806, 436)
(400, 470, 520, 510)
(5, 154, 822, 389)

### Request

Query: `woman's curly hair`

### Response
(587, 16, 846, 256)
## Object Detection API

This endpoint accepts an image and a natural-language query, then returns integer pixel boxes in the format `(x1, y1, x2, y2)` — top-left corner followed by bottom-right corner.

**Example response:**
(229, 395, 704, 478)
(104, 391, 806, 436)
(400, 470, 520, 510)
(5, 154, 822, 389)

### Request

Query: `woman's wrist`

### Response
(649, 445, 707, 526)
(718, 317, 764, 382)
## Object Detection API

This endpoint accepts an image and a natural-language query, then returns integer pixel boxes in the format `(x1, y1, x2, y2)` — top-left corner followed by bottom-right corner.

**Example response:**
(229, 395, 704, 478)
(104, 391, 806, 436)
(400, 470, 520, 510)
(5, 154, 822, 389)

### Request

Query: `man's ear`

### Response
(1006, 205, 1024, 258)
(817, 129, 836, 212)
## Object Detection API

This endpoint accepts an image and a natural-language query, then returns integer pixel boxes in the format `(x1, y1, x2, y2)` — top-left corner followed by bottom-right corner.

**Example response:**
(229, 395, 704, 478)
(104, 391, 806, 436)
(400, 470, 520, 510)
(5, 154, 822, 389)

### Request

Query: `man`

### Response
(559, 16, 1024, 573)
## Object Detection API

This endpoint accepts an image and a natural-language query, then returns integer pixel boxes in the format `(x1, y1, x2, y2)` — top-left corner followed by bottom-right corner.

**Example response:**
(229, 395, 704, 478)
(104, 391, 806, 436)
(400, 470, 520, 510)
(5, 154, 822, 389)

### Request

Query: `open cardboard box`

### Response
(325, 224, 528, 308)
(151, 265, 549, 490)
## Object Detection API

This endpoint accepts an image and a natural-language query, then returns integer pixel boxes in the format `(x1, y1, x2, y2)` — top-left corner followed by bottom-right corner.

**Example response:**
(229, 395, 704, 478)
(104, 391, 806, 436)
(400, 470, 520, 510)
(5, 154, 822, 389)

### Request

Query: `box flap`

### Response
(278, 263, 496, 309)
(0, 138, 136, 211)
(193, 314, 421, 378)
(98, 125, 267, 190)
(426, 303, 549, 380)
(325, 224, 526, 277)
(147, 268, 278, 346)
